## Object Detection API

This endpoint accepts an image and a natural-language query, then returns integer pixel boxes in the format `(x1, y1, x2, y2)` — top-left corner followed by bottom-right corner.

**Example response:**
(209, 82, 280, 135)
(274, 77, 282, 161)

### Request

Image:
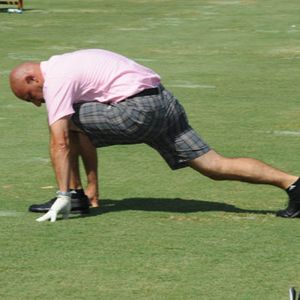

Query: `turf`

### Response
(1, 0, 300, 299)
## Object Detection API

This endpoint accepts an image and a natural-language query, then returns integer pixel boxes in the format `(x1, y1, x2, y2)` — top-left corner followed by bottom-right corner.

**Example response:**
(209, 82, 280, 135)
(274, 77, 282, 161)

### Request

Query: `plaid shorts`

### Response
(72, 86, 211, 169)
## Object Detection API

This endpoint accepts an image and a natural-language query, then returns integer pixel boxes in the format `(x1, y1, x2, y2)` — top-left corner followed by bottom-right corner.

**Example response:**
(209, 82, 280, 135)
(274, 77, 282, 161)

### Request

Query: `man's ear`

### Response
(25, 74, 36, 84)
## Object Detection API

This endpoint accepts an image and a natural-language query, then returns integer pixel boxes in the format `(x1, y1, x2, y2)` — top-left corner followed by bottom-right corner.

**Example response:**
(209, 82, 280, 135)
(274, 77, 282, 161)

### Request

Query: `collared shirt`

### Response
(40, 49, 161, 125)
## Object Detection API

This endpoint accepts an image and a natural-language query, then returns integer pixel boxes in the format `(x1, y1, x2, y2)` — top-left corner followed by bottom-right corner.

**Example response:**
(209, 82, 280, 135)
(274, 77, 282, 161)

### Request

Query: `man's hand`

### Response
(36, 194, 71, 222)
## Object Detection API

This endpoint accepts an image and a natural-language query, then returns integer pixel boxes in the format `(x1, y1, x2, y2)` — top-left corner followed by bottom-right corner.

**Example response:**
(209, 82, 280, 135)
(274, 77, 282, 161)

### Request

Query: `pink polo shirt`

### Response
(40, 49, 161, 125)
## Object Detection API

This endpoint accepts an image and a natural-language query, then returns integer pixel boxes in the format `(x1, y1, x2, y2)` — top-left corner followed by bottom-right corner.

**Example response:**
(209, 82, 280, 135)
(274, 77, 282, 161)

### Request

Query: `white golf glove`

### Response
(36, 193, 71, 223)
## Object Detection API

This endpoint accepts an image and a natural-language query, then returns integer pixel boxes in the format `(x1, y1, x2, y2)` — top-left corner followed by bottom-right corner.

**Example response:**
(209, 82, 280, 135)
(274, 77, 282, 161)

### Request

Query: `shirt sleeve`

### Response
(44, 78, 77, 125)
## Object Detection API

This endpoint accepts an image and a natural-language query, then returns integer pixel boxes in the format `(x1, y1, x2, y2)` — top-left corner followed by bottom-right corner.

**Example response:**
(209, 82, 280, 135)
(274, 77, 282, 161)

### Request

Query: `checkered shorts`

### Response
(71, 87, 211, 169)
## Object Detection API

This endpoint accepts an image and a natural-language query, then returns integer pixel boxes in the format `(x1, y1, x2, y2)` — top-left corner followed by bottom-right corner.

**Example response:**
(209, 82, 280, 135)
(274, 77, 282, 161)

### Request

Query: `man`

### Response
(9, 48, 300, 222)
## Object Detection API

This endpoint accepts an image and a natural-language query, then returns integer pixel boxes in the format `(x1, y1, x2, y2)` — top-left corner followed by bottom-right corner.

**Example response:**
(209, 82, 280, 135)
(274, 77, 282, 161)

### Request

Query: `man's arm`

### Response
(49, 117, 71, 193)
(36, 117, 72, 222)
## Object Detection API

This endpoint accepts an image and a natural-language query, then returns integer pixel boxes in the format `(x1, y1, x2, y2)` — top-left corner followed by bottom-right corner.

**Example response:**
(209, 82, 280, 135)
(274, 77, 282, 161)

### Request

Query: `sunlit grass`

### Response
(1, 0, 300, 299)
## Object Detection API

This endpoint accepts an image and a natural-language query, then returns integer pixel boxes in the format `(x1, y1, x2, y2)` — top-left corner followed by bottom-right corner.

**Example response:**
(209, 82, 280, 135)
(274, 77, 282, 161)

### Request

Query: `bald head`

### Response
(10, 62, 45, 106)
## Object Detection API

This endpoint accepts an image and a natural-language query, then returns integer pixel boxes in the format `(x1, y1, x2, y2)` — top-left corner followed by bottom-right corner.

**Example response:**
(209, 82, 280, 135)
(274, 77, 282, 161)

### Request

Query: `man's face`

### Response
(14, 77, 45, 107)
(22, 82, 45, 107)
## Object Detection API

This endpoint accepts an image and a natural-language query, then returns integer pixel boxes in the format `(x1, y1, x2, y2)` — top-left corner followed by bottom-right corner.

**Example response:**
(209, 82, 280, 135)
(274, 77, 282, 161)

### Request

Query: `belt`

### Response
(127, 85, 163, 99)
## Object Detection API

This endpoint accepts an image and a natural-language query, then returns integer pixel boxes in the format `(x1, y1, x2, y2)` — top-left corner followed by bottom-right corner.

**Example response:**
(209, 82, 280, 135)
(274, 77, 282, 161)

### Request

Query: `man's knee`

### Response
(188, 150, 228, 180)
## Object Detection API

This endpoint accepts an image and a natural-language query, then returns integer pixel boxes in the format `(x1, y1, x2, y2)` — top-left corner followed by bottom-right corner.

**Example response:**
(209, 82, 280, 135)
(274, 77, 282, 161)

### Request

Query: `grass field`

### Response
(1, 0, 300, 299)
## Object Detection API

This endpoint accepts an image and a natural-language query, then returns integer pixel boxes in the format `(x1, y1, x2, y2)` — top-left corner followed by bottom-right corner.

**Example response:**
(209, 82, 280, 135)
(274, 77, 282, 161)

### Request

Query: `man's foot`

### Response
(289, 287, 297, 300)
(277, 178, 300, 218)
(276, 199, 300, 218)
(70, 189, 90, 214)
(28, 189, 90, 214)
(84, 186, 100, 208)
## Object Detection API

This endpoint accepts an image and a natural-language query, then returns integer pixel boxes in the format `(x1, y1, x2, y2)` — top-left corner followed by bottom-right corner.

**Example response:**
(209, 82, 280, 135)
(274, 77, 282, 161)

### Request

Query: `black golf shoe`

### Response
(276, 199, 300, 218)
(289, 287, 297, 300)
(29, 189, 90, 214)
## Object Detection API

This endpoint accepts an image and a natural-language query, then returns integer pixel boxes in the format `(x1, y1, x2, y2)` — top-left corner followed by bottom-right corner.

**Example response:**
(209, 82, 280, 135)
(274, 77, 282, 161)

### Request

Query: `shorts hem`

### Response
(169, 146, 212, 170)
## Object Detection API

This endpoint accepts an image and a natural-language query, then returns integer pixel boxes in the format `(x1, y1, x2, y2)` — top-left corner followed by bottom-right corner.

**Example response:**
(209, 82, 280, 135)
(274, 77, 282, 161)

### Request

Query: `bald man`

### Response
(10, 58, 100, 217)
(9, 49, 300, 222)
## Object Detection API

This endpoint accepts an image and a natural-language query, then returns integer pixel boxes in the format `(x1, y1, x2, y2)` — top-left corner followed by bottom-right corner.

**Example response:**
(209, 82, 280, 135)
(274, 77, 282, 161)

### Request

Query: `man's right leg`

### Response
(77, 132, 99, 207)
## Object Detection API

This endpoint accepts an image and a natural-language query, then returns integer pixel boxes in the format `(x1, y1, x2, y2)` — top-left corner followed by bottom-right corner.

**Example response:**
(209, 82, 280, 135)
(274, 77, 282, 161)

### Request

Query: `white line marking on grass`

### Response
(21, 157, 51, 164)
(213, 28, 237, 32)
(44, 9, 106, 13)
(134, 58, 156, 62)
(202, 11, 219, 16)
(0, 211, 24, 217)
(2, 185, 13, 189)
(0, 26, 14, 31)
(168, 84, 216, 89)
(41, 186, 55, 189)
(85, 39, 100, 44)
(210, 0, 241, 5)
(260, 130, 300, 137)
(8, 53, 43, 61)
(232, 215, 257, 220)
(282, 57, 300, 60)
(30, 157, 51, 163)
(255, 30, 280, 34)
(116, 27, 149, 31)
(48, 45, 76, 51)
(270, 47, 300, 57)
(273, 130, 300, 136)
(161, 17, 183, 26)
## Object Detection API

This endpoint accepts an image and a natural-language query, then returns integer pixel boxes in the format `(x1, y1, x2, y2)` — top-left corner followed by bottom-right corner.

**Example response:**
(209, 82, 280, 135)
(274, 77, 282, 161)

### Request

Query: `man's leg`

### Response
(68, 119, 99, 206)
(69, 130, 99, 207)
(188, 150, 300, 217)
(188, 150, 297, 188)
(77, 132, 99, 207)
(69, 130, 83, 190)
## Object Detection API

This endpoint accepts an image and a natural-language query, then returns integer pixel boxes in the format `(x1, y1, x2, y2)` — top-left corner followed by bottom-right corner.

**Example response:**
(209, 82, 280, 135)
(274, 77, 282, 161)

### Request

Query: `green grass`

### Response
(1, 0, 300, 299)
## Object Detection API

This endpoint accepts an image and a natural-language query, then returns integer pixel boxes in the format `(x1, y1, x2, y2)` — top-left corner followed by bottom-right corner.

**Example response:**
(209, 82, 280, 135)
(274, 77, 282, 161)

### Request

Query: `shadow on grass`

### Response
(78, 198, 275, 218)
